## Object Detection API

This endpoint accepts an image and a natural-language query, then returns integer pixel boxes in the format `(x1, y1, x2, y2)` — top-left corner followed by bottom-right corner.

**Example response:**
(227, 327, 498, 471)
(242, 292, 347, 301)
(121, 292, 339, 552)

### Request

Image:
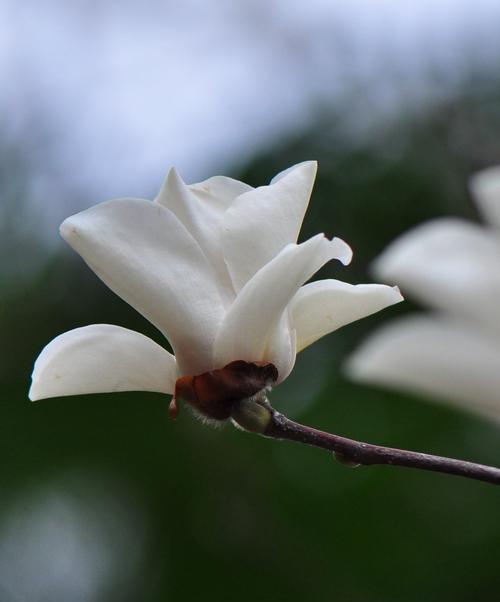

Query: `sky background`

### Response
(2, 0, 500, 225)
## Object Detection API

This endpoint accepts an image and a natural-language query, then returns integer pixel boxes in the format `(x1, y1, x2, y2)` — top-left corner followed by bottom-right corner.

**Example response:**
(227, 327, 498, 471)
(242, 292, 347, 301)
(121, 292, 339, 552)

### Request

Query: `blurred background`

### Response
(1, 0, 500, 600)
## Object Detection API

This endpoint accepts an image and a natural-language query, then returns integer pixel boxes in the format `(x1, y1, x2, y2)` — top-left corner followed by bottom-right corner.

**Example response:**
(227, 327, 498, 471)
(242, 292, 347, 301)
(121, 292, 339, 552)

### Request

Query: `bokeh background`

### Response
(1, 1, 500, 600)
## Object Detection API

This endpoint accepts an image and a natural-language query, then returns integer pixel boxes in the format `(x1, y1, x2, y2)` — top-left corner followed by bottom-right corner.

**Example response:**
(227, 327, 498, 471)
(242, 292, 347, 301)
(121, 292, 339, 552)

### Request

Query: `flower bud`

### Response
(231, 397, 272, 434)
(334, 451, 361, 468)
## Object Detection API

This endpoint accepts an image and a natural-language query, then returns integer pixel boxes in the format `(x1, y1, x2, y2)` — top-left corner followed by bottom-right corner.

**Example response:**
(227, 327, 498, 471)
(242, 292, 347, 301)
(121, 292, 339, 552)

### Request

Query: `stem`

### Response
(264, 410, 500, 485)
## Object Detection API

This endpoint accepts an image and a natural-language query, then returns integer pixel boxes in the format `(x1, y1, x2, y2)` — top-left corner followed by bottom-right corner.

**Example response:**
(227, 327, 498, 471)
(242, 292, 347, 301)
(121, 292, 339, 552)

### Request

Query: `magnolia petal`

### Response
(470, 165, 500, 231)
(264, 311, 297, 384)
(29, 324, 177, 401)
(222, 161, 318, 291)
(155, 169, 237, 303)
(291, 280, 403, 352)
(373, 218, 500, 332)
(214, 234, 352, 373)
(60, 198, 224, 375)
(270, 163, 312, 184)
(157, 169, 252, 214)
(346, 315, 500, 423)
(188, 175, 253, 207)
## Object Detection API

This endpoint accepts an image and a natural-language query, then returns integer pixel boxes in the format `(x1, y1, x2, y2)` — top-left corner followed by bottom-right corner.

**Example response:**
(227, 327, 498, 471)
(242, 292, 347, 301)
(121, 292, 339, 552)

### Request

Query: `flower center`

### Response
(170, 360, 278, 422)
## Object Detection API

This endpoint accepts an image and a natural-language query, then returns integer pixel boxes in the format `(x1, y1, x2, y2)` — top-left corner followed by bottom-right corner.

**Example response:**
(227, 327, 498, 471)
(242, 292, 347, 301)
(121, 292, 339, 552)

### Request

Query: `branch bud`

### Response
(334, 452, 361, 468)
(231, 397, 272, 434)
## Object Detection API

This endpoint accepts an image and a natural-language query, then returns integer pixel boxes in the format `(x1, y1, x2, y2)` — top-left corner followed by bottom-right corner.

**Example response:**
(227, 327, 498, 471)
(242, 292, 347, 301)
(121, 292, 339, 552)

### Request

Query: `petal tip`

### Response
(343, 347, 378, 383)
(166, 166, 182, 183)
(293, 160, 318, 183)
(28, 382, 41, 402)
(332, 236, 353, 266)
(302, 159, 318, 174)
(391, 285, 404, 302)
(371, 246, 402, 281)
(470, 164, 500, 198)
(270, 160, 318, 185)
(470, 165, 500, 225)
(59, 216, 78, 242)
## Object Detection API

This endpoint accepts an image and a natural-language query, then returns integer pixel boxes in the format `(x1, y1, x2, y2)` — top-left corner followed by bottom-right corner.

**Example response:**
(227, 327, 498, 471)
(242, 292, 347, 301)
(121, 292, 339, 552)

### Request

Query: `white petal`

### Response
(188, 174, 253, 207)
(29, 325, 177, 401)
(222, 161, 318, 291)
(155, 169, 237, 303)
(290, 280, 403, 352)
(373, 218, 500, 333)
(270, 163, 311, 184)
(214, 234, 352, 374)
(60, 198, 225, 375)
(470, 165, 500, 230)
(264, 311, 297, 384)
(346, 315, 500, 423)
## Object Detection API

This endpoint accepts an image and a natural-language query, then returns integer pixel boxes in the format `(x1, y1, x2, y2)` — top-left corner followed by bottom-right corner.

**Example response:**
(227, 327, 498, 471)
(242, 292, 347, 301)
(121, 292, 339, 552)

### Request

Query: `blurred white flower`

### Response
(347, 165, 500, 423)
(29, 161, 401, 421)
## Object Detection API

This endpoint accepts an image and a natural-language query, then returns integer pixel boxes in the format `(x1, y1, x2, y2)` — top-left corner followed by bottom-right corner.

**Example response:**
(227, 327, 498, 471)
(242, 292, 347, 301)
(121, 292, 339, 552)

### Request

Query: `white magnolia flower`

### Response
(347, 165, 500, 423)
(30, 161, 402, 423)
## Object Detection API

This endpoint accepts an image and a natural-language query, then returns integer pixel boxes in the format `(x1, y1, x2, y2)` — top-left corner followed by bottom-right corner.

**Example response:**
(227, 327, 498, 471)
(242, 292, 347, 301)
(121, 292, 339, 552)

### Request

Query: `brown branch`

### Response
(263, 409, 500, 485)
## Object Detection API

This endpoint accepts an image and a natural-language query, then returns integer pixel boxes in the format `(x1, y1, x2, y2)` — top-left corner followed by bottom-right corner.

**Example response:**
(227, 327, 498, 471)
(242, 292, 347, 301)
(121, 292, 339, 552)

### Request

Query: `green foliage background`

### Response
(1, 75, 500, 601)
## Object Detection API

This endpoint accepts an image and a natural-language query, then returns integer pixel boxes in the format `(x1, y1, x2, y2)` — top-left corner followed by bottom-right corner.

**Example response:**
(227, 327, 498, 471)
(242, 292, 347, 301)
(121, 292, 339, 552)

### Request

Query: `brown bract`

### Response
(170, 360, 278, 421)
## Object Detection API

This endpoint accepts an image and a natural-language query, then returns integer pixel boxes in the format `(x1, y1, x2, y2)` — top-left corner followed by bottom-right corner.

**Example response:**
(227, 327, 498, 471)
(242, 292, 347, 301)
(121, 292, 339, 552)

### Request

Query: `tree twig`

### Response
(263, 409, 500, 485)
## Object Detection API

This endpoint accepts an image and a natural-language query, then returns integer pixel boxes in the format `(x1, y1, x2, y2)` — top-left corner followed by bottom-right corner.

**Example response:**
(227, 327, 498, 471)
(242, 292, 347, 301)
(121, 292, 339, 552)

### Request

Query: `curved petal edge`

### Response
(291, 280, 403, 352)
(470, 165, 500, 230)
(29, 324, 178, 401)
(222, 161, 320, 291)
(345, 315, 500, 422)
(60, 198, 225, 375)
(214, 234, 351, 373)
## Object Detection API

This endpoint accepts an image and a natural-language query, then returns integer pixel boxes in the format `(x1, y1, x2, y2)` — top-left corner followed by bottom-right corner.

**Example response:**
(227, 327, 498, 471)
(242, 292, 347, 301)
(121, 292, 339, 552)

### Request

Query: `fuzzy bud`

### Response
(231, 397, 273, 434)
